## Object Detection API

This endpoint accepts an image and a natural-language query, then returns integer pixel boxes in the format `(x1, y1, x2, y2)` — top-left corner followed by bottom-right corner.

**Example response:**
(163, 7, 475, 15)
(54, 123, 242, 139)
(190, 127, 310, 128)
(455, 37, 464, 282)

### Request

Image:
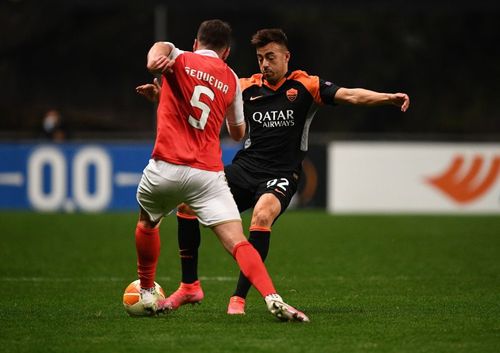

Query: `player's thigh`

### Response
(224, 164, 259, 212)
(136, 159, 184, 222)
(252, 193, 282, 227)
(177, 203, 197, 217)
(256, 175, 298, 219)
(228, 182, 257, 213)
(183, 169, 241, 227)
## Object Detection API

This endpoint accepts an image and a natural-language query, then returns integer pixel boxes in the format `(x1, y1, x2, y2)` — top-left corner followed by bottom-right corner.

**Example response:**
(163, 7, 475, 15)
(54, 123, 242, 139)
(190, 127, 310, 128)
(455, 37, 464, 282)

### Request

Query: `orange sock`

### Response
(135, 223, 160, 289)
(232, 241, 276, 297)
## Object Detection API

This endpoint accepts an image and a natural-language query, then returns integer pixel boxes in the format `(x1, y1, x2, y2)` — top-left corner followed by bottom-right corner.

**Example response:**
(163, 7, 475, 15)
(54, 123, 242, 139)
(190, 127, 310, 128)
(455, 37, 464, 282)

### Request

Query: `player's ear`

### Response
(285, 50, 291, 63)
(193, 39, 198, 51)
(221, 47, 231, 61)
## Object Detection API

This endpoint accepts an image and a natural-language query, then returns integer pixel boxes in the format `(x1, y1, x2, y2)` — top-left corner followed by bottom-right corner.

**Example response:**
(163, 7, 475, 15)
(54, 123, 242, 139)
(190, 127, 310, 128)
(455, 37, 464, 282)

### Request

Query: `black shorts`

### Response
(224, 163, 299, 216)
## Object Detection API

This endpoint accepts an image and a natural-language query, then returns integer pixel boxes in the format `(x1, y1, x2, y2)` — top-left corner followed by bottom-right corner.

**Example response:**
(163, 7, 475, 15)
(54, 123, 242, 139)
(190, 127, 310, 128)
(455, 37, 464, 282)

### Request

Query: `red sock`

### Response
(232, 241, 276, 297)
(135, 223, 160, 289)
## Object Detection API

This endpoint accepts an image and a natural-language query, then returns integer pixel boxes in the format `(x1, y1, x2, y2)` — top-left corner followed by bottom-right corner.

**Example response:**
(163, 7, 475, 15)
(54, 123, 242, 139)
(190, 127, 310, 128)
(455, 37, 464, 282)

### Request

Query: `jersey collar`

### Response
(194, 49, 220, 58)
(262, 71, 291, 91)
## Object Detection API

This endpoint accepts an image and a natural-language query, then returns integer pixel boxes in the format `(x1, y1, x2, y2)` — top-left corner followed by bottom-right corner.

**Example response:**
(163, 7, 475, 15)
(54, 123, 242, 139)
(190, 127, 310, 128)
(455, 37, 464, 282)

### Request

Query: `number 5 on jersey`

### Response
(188, 85, 214, 130)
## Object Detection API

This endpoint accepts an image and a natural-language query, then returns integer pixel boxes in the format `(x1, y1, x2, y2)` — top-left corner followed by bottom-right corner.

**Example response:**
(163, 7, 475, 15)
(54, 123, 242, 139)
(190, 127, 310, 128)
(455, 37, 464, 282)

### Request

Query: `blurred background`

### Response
(1, 0, 499, 141)
(1, 0, 499, 212)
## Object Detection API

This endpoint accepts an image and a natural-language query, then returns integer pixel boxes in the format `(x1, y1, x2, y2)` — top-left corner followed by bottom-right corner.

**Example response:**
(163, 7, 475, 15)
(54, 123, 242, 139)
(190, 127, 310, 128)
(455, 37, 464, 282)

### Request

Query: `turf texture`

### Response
(0, 211, 499, 353)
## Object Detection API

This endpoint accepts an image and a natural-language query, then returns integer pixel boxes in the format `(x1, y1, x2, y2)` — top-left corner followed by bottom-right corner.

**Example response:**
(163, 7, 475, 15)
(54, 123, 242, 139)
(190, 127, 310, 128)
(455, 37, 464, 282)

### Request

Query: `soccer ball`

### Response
(123, 279, 165, 317)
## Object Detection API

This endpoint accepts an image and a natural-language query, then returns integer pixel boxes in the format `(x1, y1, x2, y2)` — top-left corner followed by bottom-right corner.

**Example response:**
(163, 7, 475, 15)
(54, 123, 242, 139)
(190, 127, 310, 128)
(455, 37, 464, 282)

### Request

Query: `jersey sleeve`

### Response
(162, 42, 184, 60)
(288, 70, 340, 106)
(319, 78, 341, 106)
(225, 71, 245, 126)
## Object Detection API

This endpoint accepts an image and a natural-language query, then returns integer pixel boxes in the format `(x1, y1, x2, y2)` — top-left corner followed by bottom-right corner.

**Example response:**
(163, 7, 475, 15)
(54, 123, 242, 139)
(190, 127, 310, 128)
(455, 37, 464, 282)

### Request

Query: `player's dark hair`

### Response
(196, 19, 232, 51)
(251, 28, 288, 49)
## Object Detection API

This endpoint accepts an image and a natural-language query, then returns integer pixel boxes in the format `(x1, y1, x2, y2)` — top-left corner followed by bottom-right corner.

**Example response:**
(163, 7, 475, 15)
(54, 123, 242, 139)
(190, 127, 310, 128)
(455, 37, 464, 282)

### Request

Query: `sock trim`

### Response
(249, 225, 271, 232)
(136, 223, 159, 236)
(177, 211, 198, 220)
(232, 240, 251, 258)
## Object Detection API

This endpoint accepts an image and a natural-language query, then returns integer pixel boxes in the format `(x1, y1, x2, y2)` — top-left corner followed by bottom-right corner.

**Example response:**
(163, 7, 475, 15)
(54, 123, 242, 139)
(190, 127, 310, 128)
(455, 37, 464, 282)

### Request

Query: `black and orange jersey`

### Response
(232, 70, 339, 178)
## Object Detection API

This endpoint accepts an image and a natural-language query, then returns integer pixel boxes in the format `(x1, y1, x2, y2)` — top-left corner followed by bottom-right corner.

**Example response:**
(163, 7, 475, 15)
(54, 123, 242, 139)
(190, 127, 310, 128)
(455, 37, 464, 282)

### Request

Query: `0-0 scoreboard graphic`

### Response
(0, 143, 240, 211)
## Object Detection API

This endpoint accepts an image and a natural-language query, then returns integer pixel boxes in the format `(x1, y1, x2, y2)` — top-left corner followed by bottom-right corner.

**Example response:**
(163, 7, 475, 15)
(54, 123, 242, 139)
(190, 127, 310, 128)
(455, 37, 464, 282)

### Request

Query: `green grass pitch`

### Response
(0, 211, 499, 353)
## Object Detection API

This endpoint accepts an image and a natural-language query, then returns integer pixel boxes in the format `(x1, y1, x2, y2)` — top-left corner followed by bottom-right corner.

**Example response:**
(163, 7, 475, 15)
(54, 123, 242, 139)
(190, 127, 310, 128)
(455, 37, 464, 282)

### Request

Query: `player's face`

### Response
(256, 42, 290, 85)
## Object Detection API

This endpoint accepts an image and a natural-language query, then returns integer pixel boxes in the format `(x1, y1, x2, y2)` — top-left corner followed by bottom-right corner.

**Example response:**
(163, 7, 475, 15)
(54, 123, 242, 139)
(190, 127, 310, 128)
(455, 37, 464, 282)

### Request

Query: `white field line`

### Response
(0, 275, 430, 284)
(0, 276, 237, 282)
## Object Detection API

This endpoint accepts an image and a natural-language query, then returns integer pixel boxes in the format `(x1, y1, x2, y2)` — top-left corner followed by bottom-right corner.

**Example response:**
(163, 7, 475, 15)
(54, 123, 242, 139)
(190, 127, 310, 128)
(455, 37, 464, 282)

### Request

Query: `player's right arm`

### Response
(147, 42, 181, 75)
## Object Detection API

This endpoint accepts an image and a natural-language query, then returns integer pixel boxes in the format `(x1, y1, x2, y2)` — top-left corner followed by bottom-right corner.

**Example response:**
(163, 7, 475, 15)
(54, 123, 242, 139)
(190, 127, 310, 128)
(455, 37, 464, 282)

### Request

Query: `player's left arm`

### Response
(334, 87, 410, 112)
(136, 78, 161, 103)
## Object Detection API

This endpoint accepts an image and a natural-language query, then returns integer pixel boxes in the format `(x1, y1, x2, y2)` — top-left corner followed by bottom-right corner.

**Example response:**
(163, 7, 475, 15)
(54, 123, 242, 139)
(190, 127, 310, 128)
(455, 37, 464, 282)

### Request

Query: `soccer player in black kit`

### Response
(137, 28, 410, 315)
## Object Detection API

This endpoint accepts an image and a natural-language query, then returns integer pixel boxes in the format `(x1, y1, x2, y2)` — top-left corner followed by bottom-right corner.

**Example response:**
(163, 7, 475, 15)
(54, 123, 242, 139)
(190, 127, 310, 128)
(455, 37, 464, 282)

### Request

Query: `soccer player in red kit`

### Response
(134, 20, 308, 322)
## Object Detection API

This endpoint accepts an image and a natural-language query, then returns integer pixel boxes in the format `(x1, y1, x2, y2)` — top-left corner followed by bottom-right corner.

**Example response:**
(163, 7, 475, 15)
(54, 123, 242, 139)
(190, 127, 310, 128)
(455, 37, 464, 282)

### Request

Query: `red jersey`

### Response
(152, 46, 243, 171)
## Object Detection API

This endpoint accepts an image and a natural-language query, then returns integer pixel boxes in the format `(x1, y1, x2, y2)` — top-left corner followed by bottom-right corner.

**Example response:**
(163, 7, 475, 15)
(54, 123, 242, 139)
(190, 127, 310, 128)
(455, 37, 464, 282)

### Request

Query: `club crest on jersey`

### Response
(286, 88, 298, 102)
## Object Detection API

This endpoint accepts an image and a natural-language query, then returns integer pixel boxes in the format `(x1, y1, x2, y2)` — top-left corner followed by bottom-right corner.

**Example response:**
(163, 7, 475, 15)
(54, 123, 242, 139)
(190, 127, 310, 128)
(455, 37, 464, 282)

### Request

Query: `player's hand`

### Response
(391, 93, 410, 112)
(136, 78, 161, 103)
(147, 55, 175, 74)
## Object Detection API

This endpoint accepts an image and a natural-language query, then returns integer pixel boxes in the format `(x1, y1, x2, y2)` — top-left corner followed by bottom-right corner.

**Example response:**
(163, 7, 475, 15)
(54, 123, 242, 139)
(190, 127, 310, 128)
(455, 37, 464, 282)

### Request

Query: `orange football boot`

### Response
(156, 280, 204, 313)
(227, 296, 246, 315)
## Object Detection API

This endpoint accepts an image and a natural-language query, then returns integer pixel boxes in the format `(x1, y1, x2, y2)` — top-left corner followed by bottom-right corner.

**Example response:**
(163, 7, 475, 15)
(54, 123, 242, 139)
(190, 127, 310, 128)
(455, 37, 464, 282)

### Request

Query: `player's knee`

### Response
(251, 210, 274, 228)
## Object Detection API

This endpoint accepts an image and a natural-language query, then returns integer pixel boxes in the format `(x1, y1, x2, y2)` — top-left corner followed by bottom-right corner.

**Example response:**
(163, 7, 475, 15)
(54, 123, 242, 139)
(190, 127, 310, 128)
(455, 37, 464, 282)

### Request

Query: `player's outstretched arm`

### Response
(147, 42, 175, 74)
(136, 78, 161, 103)
(334, 87, 410, 112)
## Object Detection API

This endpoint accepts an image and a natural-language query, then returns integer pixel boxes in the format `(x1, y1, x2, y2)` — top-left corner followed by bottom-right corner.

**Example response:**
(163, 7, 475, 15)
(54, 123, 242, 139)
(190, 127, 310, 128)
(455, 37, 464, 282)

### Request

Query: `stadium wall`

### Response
(1, 142, 499, 213)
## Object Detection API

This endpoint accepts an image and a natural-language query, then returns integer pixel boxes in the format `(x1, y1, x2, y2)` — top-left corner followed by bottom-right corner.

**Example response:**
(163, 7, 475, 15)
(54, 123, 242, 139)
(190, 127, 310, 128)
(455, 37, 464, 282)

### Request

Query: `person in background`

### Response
(41, 109, 66, 142)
